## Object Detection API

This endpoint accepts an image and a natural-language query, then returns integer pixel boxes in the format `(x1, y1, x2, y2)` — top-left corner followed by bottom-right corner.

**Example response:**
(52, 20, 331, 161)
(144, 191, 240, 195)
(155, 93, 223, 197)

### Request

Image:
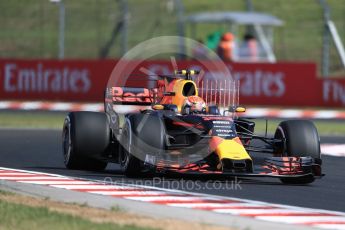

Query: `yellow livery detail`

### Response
(215, 138, 252, 161)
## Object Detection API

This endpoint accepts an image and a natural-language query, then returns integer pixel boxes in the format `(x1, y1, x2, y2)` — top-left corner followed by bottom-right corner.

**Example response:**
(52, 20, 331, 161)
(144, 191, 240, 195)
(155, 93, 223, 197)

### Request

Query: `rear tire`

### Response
(62, 112, 109, 171)
(274, 120, 320, 184)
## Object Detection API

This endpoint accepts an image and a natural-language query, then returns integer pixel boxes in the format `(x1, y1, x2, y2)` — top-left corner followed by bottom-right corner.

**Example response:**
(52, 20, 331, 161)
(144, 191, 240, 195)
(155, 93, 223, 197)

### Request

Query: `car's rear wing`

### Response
(105, 87, 156, 105)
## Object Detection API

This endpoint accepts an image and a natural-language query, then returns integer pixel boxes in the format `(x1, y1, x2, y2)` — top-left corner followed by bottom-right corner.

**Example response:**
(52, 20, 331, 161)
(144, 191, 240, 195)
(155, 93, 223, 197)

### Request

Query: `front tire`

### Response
(119, 114, 165, 177)
(62, 112, 109, 171)
(274, 120, 321, 184)
(119, 118, 143, 177)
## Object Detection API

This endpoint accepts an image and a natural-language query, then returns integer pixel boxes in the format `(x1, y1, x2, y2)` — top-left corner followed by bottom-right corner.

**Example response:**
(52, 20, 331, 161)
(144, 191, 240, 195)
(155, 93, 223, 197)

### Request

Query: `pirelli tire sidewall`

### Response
(120, 113, 166, 175)
(274, 119, 321, 159)
(63, 111, 110, 170)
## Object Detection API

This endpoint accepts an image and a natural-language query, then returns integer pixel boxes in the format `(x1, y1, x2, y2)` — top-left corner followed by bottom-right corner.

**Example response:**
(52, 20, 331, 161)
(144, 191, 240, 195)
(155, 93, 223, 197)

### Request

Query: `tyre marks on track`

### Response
(1, 167, 345, 230)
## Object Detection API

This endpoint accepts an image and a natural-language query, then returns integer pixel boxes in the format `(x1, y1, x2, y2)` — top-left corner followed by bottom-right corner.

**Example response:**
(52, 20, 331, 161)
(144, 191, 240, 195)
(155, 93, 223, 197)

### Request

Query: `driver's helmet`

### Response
(182, 96, 206, 114)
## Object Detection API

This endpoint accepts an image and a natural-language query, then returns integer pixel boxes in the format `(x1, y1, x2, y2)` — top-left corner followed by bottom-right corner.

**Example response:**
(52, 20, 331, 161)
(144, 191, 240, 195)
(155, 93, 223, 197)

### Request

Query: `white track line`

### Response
(1, 166, 345, 230)
(256, 216, 345, 224)
(125, 196, 213, 202)
(88, 191, 167, 196)
(278, 110, 303, 118)
(0, 166, 342, 214)
(314, 111, 339, 119)
(321, 144, 345, 157)
(17, 180, 93, 185)
(313, 224, 345, 230)
(213, 208, 323, 215)
(0, 172, 38, 176)
(0, 176, 66, 180)
(168, 203, 268, 208)
(50, 184, 134, 190)
(1, 100, 345, 119)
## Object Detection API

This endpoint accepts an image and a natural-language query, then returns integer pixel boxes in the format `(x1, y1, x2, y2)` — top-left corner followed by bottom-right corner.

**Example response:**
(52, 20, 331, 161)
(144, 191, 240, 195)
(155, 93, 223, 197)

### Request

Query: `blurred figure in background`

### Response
(191, 39, 208, 59)
(239, 33, 258, 61)
(217, 32, 235, 61)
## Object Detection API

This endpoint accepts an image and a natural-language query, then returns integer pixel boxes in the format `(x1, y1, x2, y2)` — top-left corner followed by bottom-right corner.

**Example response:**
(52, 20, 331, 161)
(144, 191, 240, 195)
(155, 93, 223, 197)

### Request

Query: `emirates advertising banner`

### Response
(1, 59, 345, 108)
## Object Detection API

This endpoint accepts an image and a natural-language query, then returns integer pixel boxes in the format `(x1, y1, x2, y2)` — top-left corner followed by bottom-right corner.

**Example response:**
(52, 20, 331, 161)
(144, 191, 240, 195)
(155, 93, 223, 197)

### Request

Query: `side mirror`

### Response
(228, 106, 246, 113)
(235, 106, 246, 113)
(152, 104, 164, 110)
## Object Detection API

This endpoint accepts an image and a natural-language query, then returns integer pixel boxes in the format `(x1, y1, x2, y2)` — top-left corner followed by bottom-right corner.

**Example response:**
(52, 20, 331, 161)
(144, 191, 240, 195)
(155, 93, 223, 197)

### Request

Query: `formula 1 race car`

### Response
(62, 69, 323, 184)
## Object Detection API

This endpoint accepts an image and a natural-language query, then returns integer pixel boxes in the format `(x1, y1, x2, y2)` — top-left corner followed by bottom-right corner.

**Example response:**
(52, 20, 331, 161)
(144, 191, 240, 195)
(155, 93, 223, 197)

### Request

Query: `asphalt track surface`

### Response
(1, 128, 344, 213)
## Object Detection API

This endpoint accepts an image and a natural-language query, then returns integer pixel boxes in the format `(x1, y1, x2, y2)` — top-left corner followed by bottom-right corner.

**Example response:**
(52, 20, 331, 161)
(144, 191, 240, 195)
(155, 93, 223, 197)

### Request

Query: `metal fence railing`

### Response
(0, 0, 344, 76)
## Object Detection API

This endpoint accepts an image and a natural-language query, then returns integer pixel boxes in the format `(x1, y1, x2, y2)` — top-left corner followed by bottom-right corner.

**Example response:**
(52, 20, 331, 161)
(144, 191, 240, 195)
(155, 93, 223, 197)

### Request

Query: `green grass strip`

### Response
(0, 111, 344, 135)
(0, 198, 154, 230)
